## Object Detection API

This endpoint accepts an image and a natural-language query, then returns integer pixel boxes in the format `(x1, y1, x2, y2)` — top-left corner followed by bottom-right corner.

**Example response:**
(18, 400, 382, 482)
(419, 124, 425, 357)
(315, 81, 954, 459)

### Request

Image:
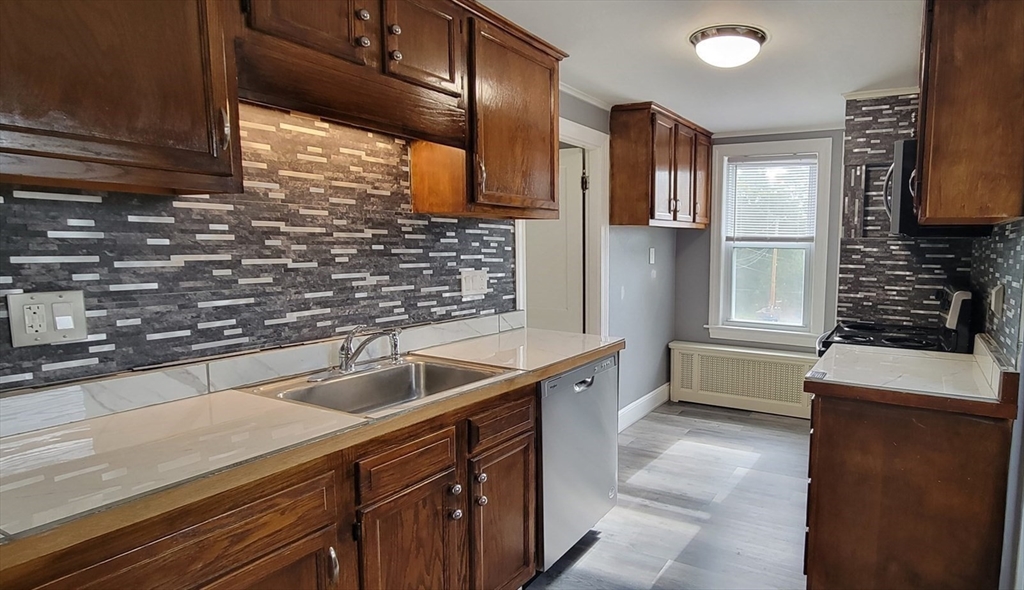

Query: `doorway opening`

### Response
(518, 118, 610, 336)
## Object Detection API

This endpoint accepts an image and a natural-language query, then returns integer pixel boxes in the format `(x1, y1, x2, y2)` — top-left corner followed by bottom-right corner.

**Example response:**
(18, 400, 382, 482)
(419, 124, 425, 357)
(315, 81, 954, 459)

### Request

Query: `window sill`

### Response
(707, 324, 821, 349)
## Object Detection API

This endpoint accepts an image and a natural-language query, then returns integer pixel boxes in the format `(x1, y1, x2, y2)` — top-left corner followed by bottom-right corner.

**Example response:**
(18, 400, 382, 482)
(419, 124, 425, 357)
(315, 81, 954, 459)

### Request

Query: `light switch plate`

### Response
(460, 269, 489, 296)
(649, 247, 656, 265)
(7, 291, 88, 347)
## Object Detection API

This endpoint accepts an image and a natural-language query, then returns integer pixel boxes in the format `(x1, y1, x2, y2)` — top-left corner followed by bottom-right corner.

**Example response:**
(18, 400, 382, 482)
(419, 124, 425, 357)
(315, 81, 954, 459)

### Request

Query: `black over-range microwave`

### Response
(885, 139, 991, 238)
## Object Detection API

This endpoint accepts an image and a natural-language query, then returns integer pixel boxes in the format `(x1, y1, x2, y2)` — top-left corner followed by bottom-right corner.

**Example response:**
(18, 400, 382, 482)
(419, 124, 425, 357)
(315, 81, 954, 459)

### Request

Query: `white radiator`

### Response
(669, 341, 818, 419)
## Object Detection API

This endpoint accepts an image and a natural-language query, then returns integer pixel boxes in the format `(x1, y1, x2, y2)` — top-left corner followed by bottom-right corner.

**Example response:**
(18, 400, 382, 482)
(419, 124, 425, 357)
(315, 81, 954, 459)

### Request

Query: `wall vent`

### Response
(669, 341, 818, 418)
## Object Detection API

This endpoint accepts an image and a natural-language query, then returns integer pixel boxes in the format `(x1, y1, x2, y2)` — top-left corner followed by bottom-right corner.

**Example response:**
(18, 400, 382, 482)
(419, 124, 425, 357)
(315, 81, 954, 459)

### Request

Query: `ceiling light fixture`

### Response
(690, 25, 768, 68)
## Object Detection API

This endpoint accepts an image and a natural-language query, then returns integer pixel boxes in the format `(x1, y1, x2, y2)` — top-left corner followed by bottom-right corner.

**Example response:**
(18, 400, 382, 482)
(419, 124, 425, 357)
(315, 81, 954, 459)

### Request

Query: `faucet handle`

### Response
(387, 328, 402, 361)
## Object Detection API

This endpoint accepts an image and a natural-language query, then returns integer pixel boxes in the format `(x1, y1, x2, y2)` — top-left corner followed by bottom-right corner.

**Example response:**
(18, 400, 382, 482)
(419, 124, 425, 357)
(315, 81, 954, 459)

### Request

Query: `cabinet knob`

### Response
(450, 509, 464, 520)
(391, 50, 403, 61)
(356, 8, 371, 20)
(390, 24, 402, 35)
(356, 36, 371, 48)
(450, 483, 463, 496)
(476, 496, 488, 506)
(476, 473, 487, 483)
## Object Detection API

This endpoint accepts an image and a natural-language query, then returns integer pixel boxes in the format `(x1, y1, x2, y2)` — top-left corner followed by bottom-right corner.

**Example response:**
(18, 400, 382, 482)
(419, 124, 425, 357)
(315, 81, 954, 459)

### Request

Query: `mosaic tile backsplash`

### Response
(838, 93, 1023, 363)
(972, 220, 1023, 362)
(0, 104, 516, 390)
(837, 93, 974, 330)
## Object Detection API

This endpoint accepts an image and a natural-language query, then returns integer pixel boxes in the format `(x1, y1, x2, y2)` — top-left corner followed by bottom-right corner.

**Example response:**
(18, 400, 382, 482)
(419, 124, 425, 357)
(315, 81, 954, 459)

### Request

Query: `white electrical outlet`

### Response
(991, 284, 1005, 317)
(460, 270, 489, 296)
(7, 290, 88, 347)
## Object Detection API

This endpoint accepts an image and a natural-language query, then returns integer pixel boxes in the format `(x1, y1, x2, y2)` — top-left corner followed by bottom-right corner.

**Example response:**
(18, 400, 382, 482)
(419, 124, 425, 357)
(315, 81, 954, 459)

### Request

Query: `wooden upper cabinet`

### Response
(674, 124, 696, 223)
(694, 133, 711, 224)
(916, 0, 1024, 225)
(409, 14, 566, 220)
(651, 114, 676, 222)
(470, 18, 559, 213)
(358, 469, 465, 590)
(469, 433, 537, 590)
(384, 0, 464, 97)
(0, 0, 241, 195)
(610, 102, 712, 229)
(201, 526, 339, 590)
(247, 0, 374, 67)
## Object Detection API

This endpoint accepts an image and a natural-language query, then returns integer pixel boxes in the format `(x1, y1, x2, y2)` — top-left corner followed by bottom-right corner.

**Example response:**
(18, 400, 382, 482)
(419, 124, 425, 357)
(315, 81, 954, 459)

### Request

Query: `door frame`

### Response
(516, 117, 610, 337)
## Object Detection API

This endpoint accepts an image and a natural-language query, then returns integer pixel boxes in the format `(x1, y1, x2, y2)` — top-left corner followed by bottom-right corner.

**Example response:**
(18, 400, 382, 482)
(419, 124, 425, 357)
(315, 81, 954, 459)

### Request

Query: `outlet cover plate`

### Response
(460, 270, 489, 296)
(7, 290, 88, 347)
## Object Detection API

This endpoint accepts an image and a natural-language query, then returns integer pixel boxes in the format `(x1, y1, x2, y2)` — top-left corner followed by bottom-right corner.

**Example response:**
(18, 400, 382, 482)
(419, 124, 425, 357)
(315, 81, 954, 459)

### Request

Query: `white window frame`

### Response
(708, 138, 832, 348)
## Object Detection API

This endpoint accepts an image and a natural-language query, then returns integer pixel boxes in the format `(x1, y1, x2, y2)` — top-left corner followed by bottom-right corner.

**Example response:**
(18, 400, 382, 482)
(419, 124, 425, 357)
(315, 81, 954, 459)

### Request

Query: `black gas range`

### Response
(817, 286, 974, 357)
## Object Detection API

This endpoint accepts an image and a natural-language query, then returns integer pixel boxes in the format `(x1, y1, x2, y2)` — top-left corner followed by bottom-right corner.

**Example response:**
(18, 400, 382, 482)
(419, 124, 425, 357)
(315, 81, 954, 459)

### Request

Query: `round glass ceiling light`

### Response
(690, 25, 768, 68)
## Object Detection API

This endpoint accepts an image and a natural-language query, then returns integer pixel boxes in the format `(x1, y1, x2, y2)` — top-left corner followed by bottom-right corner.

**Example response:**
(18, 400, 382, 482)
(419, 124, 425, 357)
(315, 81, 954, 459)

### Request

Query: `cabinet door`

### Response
(247, 0, 372, 66)
(673, 124, 695, 223)
(0, 0, 239, 194)
(358, 469, 466, 590)
(651, 114, 675, 222)
(693, 133, 712, 225)
(384, 0, 463, 97)
(201, 526, 339, 590)
(470, 18, 559, 213)
(917, 0, 1024, 224)
(469, 433, 536, 590)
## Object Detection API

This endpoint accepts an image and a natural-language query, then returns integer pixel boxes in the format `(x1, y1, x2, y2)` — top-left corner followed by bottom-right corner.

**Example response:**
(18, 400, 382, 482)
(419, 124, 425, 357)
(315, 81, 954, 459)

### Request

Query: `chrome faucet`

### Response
(338, 325, 402, 373)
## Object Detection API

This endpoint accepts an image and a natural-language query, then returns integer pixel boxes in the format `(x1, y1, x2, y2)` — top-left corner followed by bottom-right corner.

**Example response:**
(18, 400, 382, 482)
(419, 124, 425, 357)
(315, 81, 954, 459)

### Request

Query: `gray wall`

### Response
(675, 129, 845, 354)
(610, 227, 677, 408)
(559, 91, 609, 134)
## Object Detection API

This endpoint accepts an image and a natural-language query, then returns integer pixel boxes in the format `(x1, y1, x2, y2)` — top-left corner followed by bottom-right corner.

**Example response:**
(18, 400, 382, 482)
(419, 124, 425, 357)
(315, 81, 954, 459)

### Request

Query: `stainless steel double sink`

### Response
(244, 356, 510, 416)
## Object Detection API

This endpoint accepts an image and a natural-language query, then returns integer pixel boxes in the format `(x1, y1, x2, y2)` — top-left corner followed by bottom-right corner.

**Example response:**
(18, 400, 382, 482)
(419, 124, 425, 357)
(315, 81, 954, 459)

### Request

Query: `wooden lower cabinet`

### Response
(469, 433, 536, 590)
(202, 526, 340, 590)
(358, 468, 466, 590)
(805, 395, 1012, 589)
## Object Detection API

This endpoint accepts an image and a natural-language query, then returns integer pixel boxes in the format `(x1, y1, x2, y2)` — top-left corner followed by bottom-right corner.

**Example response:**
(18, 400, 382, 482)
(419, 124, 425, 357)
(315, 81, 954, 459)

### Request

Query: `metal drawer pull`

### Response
(477, 496, 488, 506)
(356, 36, 371, 47)
(450, 483, 463, 496)
(356, 8, 371, 20)
(391, 50, 403, 61)
(476, 473, 487, 483)
(328, 546, 340, 586)
(450, 509, 464, 520)
(574, 377, 595, 392)
(390, 24, 402, 34)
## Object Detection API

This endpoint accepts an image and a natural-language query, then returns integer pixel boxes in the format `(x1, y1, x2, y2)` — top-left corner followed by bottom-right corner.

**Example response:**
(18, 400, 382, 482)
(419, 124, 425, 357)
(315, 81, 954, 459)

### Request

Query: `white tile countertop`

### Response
(414, 328, 625, 372)
(0, 390, 365, 538)
(805, 343, 1000, 402)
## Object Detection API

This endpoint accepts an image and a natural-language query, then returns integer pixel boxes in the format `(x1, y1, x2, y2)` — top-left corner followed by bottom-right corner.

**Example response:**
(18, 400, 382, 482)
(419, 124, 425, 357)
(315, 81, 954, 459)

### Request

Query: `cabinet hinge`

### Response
(581, 173, 590, 193)
(352, 522, 362, 541)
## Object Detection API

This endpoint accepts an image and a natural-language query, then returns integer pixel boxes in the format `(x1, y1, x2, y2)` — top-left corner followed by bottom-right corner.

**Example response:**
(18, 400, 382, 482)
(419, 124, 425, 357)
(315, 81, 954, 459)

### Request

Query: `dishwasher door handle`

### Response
(574, 376, 595, 392)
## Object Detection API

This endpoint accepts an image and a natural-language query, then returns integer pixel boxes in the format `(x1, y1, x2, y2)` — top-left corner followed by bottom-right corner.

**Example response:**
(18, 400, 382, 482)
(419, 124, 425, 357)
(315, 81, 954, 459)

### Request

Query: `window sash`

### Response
(722, 241, 813, 331)
(723, 158, 818, 240)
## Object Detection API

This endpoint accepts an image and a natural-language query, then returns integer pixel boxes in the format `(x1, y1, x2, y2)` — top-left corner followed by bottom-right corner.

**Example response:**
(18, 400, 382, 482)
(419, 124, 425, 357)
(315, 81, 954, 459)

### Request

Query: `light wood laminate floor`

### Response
(527, 402, 810, 590)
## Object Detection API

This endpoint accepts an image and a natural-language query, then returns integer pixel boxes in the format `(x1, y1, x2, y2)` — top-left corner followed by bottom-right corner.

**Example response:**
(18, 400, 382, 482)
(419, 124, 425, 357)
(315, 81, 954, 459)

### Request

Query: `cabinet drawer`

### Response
(357, 427, 456, 505)
(40, 473, 336, 590)
(468, 396, 535, 454)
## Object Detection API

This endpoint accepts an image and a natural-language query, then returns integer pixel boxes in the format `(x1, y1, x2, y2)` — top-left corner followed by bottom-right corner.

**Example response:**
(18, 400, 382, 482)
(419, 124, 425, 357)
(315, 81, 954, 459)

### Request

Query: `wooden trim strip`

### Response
(804, 378, 1017, 420)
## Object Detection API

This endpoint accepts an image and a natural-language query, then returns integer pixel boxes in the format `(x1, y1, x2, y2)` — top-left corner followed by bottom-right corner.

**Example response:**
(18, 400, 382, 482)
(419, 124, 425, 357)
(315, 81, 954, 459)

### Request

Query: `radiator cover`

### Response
(669, 341, 818, 418)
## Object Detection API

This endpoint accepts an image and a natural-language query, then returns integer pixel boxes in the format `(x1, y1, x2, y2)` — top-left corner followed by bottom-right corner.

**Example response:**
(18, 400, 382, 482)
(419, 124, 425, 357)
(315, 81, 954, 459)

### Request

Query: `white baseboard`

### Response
(618, 383, 669, 433)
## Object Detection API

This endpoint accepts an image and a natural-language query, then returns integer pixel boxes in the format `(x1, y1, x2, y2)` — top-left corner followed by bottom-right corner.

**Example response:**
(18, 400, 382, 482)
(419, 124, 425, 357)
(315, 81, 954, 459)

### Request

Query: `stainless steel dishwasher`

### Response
(540, 354, 619, 570)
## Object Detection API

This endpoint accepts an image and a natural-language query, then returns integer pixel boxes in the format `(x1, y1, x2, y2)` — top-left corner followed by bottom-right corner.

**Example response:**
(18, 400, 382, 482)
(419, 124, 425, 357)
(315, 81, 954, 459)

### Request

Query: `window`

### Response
(709, 138, 833, 348)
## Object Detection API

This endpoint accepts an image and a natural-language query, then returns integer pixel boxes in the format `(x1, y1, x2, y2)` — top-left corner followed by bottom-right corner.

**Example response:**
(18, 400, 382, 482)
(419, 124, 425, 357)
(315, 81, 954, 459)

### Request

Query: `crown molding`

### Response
(559, 83, 613, 111)
(842, 86, 920, 100)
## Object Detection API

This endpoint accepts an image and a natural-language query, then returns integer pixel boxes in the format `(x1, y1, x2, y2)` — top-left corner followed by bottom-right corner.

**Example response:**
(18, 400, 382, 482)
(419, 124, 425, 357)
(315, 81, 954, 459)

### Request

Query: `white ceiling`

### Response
(481, 0, 924, 136)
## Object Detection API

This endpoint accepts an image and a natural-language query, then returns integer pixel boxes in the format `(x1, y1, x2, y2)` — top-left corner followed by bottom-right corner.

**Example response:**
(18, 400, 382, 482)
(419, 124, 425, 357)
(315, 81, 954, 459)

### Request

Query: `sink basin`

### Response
(246, 357, 508, 415)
